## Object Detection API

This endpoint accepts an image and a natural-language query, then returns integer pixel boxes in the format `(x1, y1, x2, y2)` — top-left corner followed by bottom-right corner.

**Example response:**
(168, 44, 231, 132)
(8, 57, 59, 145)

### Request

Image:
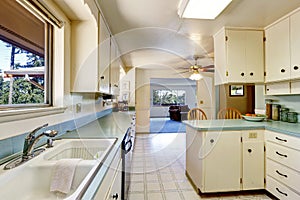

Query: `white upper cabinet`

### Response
(265, 9, 300, 82)
(265, 18, 290, 82)
(99, 14, 111, 94)
(290, 10, 300, 79)
(214, 28, 264, 85)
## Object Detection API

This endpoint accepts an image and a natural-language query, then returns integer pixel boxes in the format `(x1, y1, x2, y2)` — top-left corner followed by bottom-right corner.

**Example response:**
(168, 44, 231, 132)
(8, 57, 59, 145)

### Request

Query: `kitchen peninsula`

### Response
(184, 119, 300, 199)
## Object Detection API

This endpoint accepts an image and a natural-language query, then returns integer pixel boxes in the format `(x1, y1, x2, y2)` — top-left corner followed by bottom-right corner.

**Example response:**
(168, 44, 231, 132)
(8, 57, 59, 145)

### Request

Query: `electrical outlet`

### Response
(76, 103, 81, 113)
(248, 132, 257, 138)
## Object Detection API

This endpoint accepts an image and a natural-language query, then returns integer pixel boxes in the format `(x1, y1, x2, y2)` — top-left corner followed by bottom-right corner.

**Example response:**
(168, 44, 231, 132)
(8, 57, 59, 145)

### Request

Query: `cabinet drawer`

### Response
(291, 81, 300, 94)
(267, 159, 300, 192)
(266, 142, 300, 171)
(266, 175, 300, 200)
(265, 130, 300, 151)
(265, 82, 290, 95)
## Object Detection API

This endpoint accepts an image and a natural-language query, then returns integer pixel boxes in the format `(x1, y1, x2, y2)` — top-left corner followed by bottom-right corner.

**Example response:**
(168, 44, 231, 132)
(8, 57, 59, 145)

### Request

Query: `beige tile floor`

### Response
(128, 133, 276, 200)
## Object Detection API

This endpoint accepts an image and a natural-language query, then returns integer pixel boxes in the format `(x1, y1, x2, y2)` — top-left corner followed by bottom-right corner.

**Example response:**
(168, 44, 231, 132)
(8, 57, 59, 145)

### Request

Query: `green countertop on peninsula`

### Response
(183, 119, 300, 138)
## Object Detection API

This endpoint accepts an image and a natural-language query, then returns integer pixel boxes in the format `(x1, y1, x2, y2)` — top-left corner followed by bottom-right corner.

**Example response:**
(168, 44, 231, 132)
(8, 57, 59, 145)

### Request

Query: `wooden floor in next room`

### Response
(128, 133, 275, 200)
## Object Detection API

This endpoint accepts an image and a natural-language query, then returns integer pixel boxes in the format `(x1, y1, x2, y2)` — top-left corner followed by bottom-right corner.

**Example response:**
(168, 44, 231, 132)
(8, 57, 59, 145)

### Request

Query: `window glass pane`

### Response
(0, 40, 45, 105)
(153, 89, 186, 106)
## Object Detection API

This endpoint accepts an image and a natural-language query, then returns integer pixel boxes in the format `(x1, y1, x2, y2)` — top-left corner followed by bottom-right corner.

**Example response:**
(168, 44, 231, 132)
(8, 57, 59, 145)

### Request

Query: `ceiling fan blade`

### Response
(202, 64, 214, 69)
(200, 68, 214, 72)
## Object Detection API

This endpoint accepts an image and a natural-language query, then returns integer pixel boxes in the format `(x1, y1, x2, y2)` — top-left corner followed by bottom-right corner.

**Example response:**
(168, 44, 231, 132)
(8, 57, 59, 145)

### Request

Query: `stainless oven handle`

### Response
(125, 139, 133, 154)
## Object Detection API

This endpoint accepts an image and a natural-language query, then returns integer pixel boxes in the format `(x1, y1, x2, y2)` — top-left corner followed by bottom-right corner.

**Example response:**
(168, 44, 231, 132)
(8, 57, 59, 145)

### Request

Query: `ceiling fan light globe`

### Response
(189, 72, 203, 80)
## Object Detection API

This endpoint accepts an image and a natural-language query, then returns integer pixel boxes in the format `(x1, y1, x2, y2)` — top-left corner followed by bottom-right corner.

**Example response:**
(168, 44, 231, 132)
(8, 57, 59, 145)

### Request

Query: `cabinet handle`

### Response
(276, 151, 287, 158)
(294, 66, 299, 70)
(276, 188, 288, 196)
(112, 193, 119, 199)
(249, 72, 254, 76)
(275, 137, 287, 142)
(280, 69, 286, 73)
(241, 72, 245, 76)
(276, 170, 288, 178)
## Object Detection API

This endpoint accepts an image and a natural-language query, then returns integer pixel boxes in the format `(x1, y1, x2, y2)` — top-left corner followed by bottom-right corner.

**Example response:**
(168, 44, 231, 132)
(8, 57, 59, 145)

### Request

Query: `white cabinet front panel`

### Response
(242, 141, 265, 190)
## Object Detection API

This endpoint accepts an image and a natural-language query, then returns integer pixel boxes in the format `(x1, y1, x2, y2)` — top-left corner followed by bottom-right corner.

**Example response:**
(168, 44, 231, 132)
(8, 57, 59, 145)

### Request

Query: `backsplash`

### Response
(0, 109, 112, 160)
(265, 95, 300, 122)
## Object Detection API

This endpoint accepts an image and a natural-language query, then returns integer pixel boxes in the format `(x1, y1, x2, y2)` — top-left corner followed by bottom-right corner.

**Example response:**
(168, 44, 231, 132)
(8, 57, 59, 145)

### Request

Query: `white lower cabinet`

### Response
(94, 149, 121, 200)
(265, 130, 300, 199)
(186, 127, 264, 193)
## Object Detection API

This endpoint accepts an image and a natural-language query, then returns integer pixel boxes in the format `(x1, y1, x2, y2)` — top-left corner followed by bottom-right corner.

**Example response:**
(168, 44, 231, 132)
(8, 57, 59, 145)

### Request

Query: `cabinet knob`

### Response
(249, 72, 254, 76)
(294, 66, 299, 70)
(248, 149, 252, 153)
(280, 69, 286, 73)
(241, 72, 245, 76)
(266, 88, 270, 91)
(210, 139, 214, 143)
(112, 193, 119, 199)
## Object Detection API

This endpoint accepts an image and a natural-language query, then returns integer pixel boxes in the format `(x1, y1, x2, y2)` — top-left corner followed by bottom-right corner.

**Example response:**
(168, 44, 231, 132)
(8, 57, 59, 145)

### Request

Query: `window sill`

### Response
(0, 107, 67, 123)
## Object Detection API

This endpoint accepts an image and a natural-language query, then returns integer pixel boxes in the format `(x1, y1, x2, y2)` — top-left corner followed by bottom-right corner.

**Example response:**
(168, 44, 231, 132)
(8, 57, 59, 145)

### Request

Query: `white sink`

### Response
(0, 138, 116, 200)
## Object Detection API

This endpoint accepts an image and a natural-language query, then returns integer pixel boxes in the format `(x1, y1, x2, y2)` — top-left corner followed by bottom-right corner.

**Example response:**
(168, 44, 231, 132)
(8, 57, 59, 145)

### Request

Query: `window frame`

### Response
(0, 1, 54, 109)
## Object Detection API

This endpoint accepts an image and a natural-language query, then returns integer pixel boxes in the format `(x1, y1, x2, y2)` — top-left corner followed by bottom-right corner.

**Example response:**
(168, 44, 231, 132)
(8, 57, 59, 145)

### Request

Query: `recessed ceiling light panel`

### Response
(178, 0, 232, 19)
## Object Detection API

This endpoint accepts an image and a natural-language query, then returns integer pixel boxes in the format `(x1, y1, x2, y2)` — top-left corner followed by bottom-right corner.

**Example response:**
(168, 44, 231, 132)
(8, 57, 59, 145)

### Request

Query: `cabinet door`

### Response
(243, 141, 265, 190)
(214, 29, 227, 85)
(245, 31, 264, 83)
(265, 82, 290, 95)
(110, 40, 120, 95)
(106, 160, 122, 200)
(203, 131, 241, 192)
(226, 30, 246, 83)
(290, 10, 300, 79)
(265, 18, 290, 82)
(99, 14, 111, 93)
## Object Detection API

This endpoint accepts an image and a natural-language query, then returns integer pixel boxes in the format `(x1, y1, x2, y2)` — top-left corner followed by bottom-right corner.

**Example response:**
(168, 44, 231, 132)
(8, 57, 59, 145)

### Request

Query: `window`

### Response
(153, 89, 186, 106)
(0, 0, 53, 108)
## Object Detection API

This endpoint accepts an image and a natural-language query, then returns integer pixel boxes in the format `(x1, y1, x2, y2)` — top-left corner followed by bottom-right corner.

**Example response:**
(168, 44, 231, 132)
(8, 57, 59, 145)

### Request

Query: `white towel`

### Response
(50, 159, 81, 194)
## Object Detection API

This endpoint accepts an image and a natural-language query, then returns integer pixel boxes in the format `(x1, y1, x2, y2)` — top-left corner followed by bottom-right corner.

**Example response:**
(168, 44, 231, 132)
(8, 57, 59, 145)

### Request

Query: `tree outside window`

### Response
(153, 89, 185, 106)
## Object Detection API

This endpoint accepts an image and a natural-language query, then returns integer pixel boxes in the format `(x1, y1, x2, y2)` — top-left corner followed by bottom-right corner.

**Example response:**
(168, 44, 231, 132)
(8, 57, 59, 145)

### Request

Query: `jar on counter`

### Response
(280, 108, 289, 122)
(272, 104, 281, 121)
(288, 112, 298, 123)
(265, 99, 273, 120)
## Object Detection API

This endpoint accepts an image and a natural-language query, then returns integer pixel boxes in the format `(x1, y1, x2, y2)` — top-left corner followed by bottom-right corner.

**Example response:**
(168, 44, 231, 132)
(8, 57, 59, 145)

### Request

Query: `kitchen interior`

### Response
(0, 0, 300, 200)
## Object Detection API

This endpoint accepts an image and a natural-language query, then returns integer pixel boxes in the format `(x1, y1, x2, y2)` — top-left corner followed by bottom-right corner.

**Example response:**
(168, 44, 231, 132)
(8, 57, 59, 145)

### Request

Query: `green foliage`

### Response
(153, 89, 185, 105)
(0, 78, 44, 105)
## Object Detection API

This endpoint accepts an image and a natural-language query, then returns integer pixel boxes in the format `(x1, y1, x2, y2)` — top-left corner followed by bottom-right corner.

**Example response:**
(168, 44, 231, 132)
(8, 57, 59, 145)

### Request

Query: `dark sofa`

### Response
(168, 105, 190, 121)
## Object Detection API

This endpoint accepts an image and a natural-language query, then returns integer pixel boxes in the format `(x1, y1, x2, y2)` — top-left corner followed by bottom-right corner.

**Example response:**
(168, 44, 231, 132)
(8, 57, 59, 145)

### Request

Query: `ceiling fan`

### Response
(178, 55, 214, 80)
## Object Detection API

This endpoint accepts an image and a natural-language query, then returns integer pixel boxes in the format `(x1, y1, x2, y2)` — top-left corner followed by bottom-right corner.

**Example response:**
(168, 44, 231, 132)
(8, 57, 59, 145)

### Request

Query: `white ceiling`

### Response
(96, 0, 300, 70)
(54, 0, 300, 71)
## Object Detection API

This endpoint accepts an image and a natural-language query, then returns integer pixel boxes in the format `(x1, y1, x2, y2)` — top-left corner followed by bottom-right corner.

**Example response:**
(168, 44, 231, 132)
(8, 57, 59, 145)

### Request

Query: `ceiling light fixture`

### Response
(189, 71, 203, 81)
(178, 0, 232, 19)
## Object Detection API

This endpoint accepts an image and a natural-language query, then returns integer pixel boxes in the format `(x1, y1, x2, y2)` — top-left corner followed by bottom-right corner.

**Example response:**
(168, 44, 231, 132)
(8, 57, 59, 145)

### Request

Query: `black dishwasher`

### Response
(121, 127, 134, 200)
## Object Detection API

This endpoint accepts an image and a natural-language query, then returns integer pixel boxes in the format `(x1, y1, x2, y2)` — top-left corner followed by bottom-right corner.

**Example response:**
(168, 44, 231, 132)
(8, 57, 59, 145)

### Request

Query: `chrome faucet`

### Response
(22, 123, 58, 160)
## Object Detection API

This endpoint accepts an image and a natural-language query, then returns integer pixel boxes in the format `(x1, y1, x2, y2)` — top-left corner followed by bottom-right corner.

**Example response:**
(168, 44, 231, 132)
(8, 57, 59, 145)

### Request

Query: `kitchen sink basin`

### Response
(0, 138, 117, 199)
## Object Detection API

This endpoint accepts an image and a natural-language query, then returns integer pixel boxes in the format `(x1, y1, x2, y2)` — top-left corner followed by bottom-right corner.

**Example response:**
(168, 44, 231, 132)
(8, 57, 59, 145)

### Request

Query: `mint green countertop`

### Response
(183, 119, 300, 138)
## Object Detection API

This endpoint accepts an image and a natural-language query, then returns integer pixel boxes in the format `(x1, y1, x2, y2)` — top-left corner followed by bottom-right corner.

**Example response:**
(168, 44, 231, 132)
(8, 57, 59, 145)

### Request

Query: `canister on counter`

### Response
(280, 108, 289, 122)
(272, 104, 281, 121)
(288, 112, 298, 123)
(265, 99, 273, 120)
